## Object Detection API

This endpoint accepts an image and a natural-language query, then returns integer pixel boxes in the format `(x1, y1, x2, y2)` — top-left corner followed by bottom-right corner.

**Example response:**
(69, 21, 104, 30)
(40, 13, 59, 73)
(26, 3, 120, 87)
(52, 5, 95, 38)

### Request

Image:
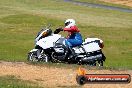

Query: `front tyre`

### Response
(39, 53, 49, 62)
(27, 52, 39, 62)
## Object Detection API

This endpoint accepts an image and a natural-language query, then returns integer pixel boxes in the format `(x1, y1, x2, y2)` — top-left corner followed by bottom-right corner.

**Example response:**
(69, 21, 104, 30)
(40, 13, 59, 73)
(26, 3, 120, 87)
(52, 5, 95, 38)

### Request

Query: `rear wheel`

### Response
(88, 60, 96, 66)
(92, 61, 96, 66)
(98, 60, 103, 66)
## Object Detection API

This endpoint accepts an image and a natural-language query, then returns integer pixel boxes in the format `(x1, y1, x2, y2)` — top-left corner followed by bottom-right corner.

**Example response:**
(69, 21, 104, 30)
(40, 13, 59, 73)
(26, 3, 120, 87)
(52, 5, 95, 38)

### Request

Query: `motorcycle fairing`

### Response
(36, 34, 61, 49)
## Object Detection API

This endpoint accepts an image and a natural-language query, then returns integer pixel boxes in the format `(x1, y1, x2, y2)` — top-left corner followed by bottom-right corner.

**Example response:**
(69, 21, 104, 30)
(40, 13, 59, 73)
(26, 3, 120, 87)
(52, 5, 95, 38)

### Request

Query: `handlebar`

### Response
(54, 28, 63, 34)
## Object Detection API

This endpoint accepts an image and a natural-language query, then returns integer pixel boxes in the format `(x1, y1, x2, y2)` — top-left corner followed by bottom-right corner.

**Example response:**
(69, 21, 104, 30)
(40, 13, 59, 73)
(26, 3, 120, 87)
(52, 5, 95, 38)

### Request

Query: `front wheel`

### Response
(39, 53, 49, 62)
(27, 51, 50, 62)
(27, 52, 39, 62)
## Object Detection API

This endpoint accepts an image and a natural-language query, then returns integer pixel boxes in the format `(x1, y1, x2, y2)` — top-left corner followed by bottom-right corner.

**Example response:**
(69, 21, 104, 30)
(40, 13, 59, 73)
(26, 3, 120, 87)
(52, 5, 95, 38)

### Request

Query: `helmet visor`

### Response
(65, 22, 70, 26)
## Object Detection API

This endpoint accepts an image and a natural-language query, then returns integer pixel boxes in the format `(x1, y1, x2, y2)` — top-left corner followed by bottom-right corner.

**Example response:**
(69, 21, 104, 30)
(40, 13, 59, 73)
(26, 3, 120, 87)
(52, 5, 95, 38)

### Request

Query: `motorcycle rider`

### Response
(55, 19, 83, 58)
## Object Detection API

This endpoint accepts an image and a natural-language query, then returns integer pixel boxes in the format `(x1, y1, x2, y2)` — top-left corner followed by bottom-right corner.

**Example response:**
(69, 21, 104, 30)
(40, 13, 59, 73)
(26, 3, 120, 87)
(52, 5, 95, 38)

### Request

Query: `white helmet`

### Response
(65, 19, 76, 28)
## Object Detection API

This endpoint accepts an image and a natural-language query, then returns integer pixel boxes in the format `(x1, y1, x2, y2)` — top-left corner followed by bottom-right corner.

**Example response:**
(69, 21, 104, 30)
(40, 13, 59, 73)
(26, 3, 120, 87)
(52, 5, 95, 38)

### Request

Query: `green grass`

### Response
(0, 0, 132, 69)
(0, 75, 42, 88)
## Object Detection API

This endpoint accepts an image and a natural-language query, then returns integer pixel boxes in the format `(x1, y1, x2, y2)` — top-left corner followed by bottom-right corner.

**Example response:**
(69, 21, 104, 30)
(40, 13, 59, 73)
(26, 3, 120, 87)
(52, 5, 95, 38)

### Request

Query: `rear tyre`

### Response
(92, 61, 96, 66)
(98, 60, 103, 66)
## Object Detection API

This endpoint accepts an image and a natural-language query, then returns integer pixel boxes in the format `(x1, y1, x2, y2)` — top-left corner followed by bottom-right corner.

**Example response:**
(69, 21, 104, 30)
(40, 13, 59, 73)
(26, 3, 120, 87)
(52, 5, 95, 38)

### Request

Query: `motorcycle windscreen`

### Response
(35, 29, 48, 43)
(36, 34, 61, 49)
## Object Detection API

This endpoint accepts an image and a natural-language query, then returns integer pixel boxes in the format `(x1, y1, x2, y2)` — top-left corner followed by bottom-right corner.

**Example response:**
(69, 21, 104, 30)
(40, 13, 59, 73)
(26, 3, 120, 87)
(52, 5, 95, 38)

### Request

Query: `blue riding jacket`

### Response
(65, 32, 83, 47)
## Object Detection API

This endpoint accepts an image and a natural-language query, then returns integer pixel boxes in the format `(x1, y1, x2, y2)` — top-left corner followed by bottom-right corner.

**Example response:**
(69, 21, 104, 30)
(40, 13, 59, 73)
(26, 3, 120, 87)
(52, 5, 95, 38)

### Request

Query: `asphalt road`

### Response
(64, 0, 132, 13)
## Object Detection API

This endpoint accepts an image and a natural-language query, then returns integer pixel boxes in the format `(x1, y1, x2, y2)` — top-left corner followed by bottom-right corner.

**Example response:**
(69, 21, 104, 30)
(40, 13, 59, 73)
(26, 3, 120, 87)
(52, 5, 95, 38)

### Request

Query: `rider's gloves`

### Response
(54, 27, 63, 34)
(56, 27, 63, 31)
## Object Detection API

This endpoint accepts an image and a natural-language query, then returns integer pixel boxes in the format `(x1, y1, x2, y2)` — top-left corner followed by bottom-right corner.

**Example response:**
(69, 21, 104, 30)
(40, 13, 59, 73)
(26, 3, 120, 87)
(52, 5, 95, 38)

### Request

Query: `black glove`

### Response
(56, 27, 63, 31)
(54, 27, 63, 34)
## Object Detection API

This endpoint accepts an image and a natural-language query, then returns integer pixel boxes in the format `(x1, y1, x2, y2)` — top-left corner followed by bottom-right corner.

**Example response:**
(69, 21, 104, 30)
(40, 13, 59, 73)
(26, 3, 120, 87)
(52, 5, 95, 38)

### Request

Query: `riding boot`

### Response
(68, 47, 77, 59)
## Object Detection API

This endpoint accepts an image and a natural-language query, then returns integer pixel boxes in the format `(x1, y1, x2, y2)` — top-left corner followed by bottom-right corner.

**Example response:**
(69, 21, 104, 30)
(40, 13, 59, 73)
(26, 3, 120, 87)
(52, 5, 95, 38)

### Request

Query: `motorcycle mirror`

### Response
(46, 24, 52, 29)
(41, 24, 52, 31)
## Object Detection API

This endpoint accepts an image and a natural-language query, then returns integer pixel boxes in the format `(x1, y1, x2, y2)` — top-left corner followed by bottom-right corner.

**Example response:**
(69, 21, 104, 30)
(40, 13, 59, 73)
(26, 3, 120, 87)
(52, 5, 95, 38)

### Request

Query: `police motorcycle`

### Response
(27, 25, 106, 66)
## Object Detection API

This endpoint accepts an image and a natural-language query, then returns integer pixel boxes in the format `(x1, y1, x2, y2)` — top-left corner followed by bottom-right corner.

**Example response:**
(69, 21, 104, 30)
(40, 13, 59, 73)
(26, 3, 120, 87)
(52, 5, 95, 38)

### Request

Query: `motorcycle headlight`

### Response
(42, 32, 47, 36)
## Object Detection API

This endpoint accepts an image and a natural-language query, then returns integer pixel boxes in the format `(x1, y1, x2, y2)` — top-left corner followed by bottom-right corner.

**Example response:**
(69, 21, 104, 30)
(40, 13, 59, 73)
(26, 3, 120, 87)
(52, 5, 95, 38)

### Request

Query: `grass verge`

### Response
(0, 75, 42, 88)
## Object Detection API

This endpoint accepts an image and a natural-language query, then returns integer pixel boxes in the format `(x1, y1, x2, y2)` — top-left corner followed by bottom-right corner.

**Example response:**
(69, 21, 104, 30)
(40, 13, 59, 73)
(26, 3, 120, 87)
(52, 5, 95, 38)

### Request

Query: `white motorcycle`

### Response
(28, 25, 106, 66)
